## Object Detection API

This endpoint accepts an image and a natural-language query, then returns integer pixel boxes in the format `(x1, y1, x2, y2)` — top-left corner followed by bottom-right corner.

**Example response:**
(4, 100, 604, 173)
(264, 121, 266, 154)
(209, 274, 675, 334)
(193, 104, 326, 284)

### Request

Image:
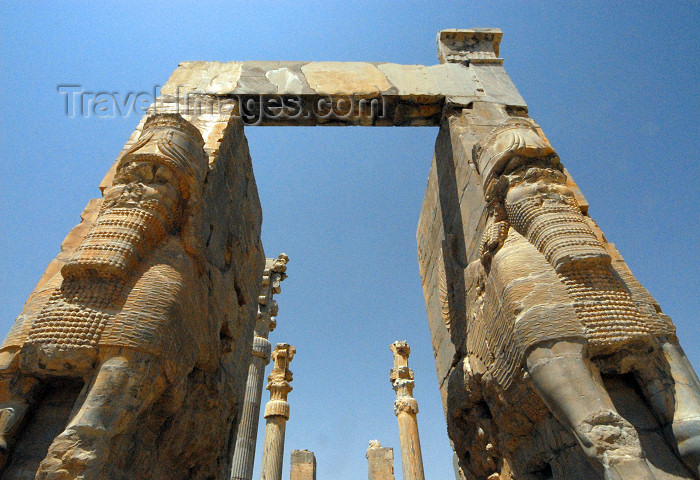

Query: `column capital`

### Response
(251, 336, 272, 362)
(266, 343, 295, 405)
(390, 341, 418, 415)
(394, 397, 419, 416)
(390, 341, 414, 385)
(263, 400, 290, 420)
(256, 253, 289, 335)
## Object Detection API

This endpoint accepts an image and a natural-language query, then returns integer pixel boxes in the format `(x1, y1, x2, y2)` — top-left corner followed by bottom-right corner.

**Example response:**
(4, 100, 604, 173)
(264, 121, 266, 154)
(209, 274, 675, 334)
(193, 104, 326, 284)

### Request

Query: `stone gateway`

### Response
(0, 28, 698, 480)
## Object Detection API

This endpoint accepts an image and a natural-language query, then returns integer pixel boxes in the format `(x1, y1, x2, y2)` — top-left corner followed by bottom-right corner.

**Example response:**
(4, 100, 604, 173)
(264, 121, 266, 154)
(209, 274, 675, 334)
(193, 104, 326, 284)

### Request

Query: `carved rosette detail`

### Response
(394, 397, 419, 416)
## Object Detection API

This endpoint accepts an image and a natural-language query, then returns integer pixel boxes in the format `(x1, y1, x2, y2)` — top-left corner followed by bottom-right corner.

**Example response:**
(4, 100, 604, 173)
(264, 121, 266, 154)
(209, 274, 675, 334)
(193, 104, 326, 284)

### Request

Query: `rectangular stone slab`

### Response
(159, 60, 526, 126)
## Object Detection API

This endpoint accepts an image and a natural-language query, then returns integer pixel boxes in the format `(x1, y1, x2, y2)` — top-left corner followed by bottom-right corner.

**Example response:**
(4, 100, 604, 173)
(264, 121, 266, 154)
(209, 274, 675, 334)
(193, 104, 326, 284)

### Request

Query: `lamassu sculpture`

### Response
(0, 113, 222, 478)
(445, 117, 700, 479)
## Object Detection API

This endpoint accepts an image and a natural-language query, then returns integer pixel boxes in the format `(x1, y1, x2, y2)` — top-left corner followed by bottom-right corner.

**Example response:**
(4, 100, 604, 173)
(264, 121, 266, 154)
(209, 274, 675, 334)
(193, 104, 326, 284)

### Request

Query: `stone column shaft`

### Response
(231, 350, 269, 479)
(396, 412, 424, 480)
(260, 416, 286, 480)
(231, 255, 288, 480)
(390, 341, 425, 480)
(290, 450, 316, 480)
(366, 441, 395, 480)
(259, 343, 295, 480)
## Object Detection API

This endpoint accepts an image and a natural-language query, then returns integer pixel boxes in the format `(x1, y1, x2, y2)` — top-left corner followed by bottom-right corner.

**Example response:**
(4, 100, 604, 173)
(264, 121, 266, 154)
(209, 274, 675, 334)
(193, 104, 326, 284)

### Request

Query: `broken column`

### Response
(231, 255, 289, 480)
(389, 341, 425, 480)
(366, 440, 395, 480)
(290, 450, 316, 480)
(259, 343, 295, 480)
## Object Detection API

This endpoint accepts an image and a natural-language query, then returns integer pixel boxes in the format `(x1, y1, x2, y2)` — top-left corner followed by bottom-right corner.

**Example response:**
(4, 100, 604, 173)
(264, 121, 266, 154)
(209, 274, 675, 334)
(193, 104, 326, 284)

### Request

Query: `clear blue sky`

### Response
(1, 2, 698, 479)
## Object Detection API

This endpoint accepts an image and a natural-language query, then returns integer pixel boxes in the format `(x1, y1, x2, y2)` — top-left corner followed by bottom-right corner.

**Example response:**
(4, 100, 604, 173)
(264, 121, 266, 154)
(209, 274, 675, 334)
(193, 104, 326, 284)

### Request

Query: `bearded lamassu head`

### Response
(62, 113, 208, 280)
(473, 118, 609, 273)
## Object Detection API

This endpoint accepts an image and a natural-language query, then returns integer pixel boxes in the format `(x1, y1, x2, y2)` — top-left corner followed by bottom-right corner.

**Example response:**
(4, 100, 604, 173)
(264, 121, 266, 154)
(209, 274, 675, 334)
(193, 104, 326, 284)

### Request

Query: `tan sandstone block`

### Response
(290, 450, 316, 480)
(378, 63, 480, 98)
(301, 62, 392, 95)
(162, 61, 243, 95)
(366, 441, 395, 480)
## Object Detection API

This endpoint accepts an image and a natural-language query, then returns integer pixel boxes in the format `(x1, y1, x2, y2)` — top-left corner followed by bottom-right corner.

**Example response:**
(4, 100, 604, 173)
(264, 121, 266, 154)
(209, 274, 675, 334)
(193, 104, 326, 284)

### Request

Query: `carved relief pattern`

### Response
(472, 118, 674, 355)
(504, 197, 606, 272)
(265, 343, 295, 411)
(449, 113, 695, 478)
(25, 279, 122, 349)
(436, 246, 451, 332)
(561, 267, 650, 349)
(62, 202, 172, 280)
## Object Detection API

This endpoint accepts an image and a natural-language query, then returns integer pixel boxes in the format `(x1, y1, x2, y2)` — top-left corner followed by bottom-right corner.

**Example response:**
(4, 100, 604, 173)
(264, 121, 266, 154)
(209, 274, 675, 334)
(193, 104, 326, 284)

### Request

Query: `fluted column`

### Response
(390, 341, 425, 480)
(259, 343, 295, 480)
(231, 254, 289, 480)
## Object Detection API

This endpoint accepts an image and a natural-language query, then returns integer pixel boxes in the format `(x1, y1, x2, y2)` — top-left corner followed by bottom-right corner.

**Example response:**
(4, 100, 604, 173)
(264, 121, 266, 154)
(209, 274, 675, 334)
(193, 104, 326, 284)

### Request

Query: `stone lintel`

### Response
(159, 37, 525, 127)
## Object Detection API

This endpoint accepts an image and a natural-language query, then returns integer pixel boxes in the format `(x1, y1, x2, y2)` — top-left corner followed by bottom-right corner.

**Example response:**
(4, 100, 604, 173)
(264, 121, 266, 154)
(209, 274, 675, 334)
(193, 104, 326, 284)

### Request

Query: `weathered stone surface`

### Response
(418, 101, 700, 479)
(157, 41, 525, 127)
(301, 62, 393, 95)
(162, 61, 244, 95)
(0, 111, 264, 479)
(366, 441, 395, 480)
(437, 29, 502, 65)
(290, 450, 316, 480)
(414, 32, 700, 480)
(2, 26, 698, 480)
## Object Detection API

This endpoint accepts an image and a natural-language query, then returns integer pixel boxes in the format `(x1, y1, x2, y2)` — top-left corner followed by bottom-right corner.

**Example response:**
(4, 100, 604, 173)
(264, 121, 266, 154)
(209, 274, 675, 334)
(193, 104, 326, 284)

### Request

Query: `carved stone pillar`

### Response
(231, 254, 288, 480)
(366, 440, 395, 480)
(290, 450, 316, 480)
(416, 28, 700, 479)
(389, 341, 425, 480)
(259, 343, 295, 480)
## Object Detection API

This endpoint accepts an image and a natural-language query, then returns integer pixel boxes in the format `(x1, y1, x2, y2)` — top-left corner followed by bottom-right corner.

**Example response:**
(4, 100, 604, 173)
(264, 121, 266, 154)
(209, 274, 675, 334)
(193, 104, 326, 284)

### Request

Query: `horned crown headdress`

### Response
(119, 113, 208, 197)
(472, 118, 557, 198)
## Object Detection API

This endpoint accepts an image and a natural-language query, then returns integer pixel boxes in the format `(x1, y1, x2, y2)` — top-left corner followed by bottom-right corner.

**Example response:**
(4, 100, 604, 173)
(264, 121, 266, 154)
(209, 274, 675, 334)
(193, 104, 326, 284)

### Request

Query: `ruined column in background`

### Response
(390, 341, 425, 480)
(259, 343, 295, 480)
(289, 450, 316, 480)
(366, 440, 395, 480)
(417, 28, 700, 479)
(231, 254, 289, 480)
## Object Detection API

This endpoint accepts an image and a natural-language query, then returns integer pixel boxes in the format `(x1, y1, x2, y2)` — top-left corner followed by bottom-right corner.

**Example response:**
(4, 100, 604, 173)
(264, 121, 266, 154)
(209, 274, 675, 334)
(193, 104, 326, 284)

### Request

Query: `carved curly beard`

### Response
(504, 194, 651, 351)
(504, 196, 609, 273)
(62, 199, 174, 280)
